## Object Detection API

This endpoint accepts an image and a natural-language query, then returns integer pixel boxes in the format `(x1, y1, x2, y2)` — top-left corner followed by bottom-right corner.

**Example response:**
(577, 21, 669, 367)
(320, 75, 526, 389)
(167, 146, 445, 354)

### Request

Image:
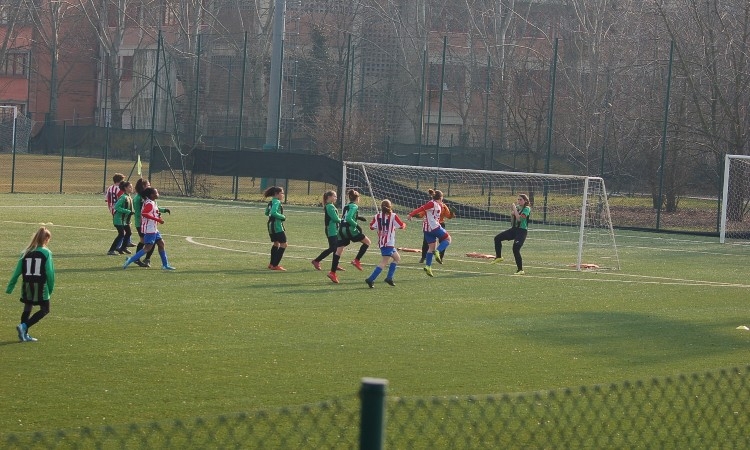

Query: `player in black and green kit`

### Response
(328, 189, 370, 283)
(264, 186, 288, 271)
(312, 191, 343, 274)
(492, 193, 531, 275)
(6, 227, 55, 342)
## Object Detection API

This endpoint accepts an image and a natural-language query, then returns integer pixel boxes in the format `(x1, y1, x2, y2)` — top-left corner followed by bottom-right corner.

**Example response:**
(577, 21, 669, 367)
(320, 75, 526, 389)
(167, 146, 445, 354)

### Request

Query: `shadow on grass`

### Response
(525, 311, 748, 365)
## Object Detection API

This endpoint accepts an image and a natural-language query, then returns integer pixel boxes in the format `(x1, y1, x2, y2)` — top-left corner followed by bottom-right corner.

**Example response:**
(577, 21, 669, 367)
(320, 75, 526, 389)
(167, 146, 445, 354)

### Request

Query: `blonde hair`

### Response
(380, 199, 392, 214)
(24, 227, 51, 256)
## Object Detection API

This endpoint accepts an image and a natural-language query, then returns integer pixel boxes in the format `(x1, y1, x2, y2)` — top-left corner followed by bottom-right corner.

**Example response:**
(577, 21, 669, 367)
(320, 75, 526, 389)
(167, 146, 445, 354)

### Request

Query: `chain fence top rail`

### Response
(4, 365, 749, 449)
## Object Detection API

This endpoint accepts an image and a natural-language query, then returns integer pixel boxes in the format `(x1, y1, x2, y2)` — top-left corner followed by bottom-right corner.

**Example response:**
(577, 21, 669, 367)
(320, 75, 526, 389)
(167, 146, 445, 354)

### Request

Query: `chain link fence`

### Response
(4, 366, 749, 449)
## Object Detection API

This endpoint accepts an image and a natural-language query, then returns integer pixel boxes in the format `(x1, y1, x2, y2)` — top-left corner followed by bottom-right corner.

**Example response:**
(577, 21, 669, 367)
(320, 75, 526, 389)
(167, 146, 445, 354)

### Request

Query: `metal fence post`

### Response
(60, 121, 66, 193)
(360, 377, 387, 450)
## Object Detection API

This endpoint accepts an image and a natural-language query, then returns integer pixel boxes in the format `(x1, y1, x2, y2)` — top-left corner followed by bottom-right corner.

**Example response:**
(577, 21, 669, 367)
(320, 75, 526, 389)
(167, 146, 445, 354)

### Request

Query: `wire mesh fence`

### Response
(4, 366, 749, 449)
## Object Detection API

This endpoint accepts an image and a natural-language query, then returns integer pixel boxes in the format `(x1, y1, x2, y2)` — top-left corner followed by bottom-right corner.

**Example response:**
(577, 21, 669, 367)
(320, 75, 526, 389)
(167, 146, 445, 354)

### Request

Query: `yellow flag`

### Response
(137, 154, 142, 176)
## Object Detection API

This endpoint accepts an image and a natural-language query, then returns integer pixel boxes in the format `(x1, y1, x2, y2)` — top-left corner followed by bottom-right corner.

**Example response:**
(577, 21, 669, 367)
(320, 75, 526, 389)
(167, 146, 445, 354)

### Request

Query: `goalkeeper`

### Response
(491, 194, 530, 275)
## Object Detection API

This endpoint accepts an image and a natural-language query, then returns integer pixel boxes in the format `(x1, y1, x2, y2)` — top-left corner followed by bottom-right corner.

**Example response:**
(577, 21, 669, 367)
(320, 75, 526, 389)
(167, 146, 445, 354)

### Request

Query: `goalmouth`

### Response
(343, 162, 620, 271)
(720, 154, 750, 243)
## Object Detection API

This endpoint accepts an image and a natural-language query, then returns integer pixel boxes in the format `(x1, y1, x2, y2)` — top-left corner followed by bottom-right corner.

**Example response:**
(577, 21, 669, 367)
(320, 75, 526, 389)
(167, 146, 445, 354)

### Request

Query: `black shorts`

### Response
(269, 232, 287, 243)
(337, 233, 365, 247)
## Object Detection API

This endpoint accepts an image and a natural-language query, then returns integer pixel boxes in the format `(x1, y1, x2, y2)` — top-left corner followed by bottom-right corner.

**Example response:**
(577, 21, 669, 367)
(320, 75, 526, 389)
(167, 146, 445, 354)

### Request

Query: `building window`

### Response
(0, 52, 28, 77)
(121, 55, 133, 80)
(163, 1, 178, 25)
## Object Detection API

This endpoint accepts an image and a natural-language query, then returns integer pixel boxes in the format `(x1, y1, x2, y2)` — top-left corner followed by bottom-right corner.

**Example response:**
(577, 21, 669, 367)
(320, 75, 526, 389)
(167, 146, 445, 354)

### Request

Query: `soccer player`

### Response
(105, 173, 125, 216)
(264, 186, 288, 271)
(408, 189, 452, 277)
(492, 193, 531, 275)
(312, 190, 344, 273)
(328, 189, 370, 284)
(123, 188, 174, 270)
(131, 178, 157, 267)
(6, 227, 55, 342)
(107, 181, 134, 256)
(365, 199, 406, 288)
(419, 194, 455, 264)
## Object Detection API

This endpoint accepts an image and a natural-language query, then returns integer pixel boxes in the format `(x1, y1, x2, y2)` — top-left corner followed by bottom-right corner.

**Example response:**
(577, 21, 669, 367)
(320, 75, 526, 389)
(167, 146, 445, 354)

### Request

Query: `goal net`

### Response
(720, 154, 750, 243)
(0, 106, 33, 153)
(343, 162, 620, 270)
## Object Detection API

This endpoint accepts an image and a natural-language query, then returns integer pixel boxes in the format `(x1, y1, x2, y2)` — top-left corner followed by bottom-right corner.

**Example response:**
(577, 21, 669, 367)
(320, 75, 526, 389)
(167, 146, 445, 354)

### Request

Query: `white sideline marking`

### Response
(4, 218, 747, 289)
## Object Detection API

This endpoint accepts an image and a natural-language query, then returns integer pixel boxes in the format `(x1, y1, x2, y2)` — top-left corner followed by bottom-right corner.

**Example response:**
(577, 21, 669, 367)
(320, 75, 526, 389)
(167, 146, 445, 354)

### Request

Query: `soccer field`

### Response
(1, 193, 748, 438)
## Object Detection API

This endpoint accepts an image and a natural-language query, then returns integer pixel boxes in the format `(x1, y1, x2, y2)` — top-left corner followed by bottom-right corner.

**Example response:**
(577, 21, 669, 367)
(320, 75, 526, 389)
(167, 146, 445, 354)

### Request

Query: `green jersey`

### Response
(6, 247, 55, 303)
(265, 198, 286, 234)
(113, 193, 134, 226)
(324, 202, 341, 237)
(338, 202, 363, 239)
(133, 193, 144, 228)
(513, 205, 531, 230)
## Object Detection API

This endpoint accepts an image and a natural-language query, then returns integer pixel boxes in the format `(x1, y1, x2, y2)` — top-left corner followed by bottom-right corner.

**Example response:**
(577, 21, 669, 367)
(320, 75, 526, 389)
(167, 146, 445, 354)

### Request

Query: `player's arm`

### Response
(44, 249, 55, 295)
(408, 201, 432, 219)
(369, 216, 378, 230)
(394, 214, 406, 229)
(270, 201, 285, 221)
(142, 203, 163, 223)
(5, 256, 23, 294)
(113, 195, 130, 215)
(345, 205, 359, 227)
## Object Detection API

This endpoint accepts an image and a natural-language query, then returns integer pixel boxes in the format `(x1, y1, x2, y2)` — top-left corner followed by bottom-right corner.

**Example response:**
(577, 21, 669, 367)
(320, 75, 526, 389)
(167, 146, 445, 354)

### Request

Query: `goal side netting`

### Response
(720, 154, 750, 243)
(343, 162, 620, 270)
(0, 106, 33, 153)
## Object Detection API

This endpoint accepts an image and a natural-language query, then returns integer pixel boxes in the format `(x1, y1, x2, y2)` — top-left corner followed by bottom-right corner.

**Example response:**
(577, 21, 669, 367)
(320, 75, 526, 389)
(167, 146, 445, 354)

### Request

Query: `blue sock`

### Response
(437, 240, 450, 252)
(127, 249, 146, 264)
(426, 253, 433, 266)
(368, 266, 383, 281)
(387, 262, 397, 279)
(159, 250, 169, 267)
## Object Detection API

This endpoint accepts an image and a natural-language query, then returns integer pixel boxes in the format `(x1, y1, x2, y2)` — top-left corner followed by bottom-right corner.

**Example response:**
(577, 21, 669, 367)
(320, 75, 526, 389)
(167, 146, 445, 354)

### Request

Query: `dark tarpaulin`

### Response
(190, 150, 342, 186)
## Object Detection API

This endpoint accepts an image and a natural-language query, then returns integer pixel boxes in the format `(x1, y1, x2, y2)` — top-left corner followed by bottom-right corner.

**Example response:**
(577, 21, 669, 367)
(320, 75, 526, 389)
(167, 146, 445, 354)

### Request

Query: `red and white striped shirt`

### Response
(140, 198, 162, 234)
(408, 201, 442, 232)
(370, 212, 405, 248)
(105, 184, 123, 215)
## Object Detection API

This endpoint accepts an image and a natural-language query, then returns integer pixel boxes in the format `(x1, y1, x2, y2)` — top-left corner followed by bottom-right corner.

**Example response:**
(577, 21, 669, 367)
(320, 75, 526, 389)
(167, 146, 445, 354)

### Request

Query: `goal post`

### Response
(343, 161, 620, 271)
(720, 154, 750, 243)
(0, 105, 32, 153)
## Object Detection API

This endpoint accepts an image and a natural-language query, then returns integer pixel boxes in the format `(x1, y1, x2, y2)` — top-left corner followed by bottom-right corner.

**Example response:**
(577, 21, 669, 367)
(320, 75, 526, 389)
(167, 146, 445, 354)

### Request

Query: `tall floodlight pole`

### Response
(264, 0, 286, 152)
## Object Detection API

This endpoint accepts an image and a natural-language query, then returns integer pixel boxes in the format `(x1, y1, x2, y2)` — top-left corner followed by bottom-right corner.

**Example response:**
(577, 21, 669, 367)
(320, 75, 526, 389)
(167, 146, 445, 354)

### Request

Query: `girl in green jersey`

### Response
(492, 194, 531, 275)
(328, 189, 370, 284)
(6, 227, 55, 342)
(312, 191, 343, 273)
(264, 186, 288, 271)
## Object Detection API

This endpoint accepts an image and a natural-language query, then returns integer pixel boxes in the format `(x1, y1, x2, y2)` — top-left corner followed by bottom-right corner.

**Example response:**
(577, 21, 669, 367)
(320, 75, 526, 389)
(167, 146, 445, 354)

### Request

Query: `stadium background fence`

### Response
(0, 125, 728, 235)
(3, 366, 749, 448)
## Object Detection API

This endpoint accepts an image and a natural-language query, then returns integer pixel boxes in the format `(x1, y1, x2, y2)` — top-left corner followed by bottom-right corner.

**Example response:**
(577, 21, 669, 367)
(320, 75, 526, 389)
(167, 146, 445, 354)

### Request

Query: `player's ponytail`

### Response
(347, 189, 360, 202)
(263, 186, 283, 198)
(380, 199, 392, 214)
(431, 190, 443, 201)
(24, 227, 51, 256)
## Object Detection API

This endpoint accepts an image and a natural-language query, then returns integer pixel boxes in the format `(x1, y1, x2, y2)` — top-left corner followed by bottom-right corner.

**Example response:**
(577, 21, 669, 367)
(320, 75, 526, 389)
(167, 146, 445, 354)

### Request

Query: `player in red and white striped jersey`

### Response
(365, 199, 405, 288)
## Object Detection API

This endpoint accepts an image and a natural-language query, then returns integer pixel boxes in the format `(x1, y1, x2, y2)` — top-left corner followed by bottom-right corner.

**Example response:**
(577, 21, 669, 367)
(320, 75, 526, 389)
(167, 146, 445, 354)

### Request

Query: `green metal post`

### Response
(656, 41, 674, 230)
(339, 34, 351, 164)
(434, 36, 447, 168)
(103, 119, 110, 192)
(416, 48, 427, 190)
(59, 121, 66, 193)
(193, 34, 201, 146)
(359, 378, 387, 450)
(543, 38, 559, 223)
(236, 32, 248, 199)
(148, 31, 162, 181)
(10, 114, 17, 193)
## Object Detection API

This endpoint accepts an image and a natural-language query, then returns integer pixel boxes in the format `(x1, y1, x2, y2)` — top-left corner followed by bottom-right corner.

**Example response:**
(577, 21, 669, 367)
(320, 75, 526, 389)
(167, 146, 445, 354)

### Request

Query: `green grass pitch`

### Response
(1, 193, 748, 437)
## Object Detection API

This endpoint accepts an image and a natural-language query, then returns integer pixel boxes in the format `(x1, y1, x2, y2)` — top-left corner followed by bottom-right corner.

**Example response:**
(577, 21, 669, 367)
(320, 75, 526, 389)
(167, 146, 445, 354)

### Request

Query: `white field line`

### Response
(3, 217, 748, 289)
